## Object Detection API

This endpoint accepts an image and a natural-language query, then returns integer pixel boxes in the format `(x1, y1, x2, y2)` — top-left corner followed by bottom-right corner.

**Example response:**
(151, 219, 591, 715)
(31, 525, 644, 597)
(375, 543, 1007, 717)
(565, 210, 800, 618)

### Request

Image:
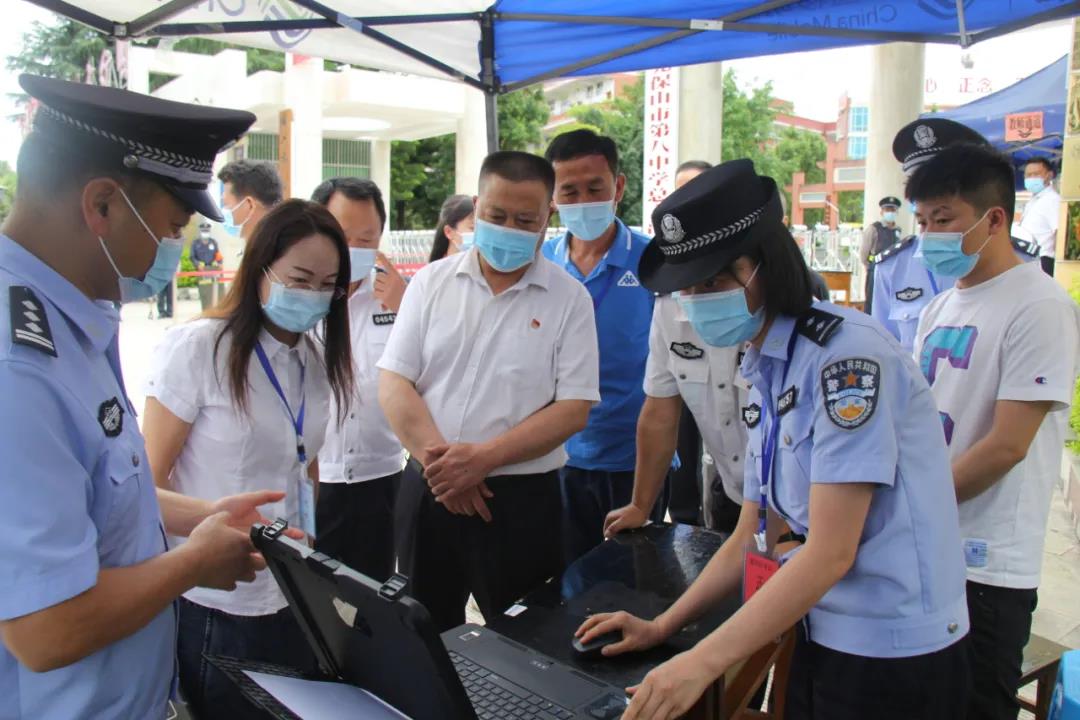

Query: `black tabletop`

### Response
(487, 523, 740, 691)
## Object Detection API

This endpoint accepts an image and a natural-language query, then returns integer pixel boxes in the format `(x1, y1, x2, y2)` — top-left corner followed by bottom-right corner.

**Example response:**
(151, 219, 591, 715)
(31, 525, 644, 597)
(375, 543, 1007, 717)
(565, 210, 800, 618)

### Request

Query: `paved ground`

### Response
(123, 296, 1080, 714)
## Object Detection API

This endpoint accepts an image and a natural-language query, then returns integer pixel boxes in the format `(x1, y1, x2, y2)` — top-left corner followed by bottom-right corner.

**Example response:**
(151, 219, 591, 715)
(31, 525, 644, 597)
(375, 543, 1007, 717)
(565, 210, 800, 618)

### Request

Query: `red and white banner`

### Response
(643, 67, 680, 235)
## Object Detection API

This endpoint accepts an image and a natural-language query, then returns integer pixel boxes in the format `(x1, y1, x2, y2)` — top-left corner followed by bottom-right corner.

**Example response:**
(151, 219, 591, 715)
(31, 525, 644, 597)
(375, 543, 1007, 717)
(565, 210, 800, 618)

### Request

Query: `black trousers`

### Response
(156, 281, 173, 317)
(395, 459, 564, 633)
(315, 471, 401, 583)
(177, 598, 318, 720)
(965, 580, 1038, 720)
(786, 623, 970, 720)
(668, 402, 703, 526)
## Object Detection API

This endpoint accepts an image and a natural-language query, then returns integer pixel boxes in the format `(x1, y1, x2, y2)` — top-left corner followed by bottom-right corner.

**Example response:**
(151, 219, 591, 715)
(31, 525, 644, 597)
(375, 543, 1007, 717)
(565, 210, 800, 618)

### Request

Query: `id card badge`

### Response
(297, 466, 316, 538)
(742, 545, 780, 604)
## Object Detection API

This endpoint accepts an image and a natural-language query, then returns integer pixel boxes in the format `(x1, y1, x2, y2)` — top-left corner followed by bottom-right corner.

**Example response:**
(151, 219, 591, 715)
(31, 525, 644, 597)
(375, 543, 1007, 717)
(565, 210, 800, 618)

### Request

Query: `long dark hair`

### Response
(429, 194, 475, 262)
(206, 199, 354, 421)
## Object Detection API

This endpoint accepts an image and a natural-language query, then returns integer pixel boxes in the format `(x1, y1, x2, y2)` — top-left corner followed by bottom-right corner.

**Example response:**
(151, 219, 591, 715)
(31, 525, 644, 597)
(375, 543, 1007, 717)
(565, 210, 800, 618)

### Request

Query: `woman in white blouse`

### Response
(142, 199, 354, 719)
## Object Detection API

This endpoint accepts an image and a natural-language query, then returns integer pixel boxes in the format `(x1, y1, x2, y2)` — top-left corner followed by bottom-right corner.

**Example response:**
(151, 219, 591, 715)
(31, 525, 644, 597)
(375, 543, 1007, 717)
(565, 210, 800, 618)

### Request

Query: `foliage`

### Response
(0, 162, 16, 225)
(721, 69, 827, 213)
(390, 85, 552, 229)
(1069, 280, 1080, 452)
(498, 86, 550, 152)
(177, 245, 198, 289)
(559, 78, 645, 226)
(837, 191, 864, 225)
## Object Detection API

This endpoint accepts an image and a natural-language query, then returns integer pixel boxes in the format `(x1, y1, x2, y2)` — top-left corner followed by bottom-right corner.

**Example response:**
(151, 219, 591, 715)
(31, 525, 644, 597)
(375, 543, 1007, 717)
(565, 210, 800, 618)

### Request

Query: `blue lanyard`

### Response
(254, 341, 307, 463)
(757, 328, 800, 544)
(926, 269, 940, 295)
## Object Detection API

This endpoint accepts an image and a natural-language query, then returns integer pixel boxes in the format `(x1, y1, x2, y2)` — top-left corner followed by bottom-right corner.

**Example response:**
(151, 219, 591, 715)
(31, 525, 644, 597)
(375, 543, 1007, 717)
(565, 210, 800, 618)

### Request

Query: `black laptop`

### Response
(216, 520, 629, 720)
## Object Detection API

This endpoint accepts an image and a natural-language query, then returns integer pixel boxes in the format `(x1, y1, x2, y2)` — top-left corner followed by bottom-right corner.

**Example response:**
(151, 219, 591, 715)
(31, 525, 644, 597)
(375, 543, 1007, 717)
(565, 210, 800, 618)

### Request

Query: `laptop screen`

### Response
(252, 523, 475, 720)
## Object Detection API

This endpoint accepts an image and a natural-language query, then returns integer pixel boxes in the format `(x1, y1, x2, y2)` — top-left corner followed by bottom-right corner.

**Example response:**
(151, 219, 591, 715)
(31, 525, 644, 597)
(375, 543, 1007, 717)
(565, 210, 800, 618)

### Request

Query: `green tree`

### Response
(837, 191, 864, 224)
(497, 86, 550, 152)
(0, 162, 17, 225)
(6, 19, 106, 84)
(554, 77, 645, 226)
(389, 84, 553, 229)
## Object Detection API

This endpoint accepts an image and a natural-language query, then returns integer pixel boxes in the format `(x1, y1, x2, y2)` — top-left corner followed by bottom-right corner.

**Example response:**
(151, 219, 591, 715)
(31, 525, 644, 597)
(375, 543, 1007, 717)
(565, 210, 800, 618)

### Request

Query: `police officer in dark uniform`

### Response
(0, 75, 295, 719)
(858, 196, 901, 314)
(190, 220, 222, 310)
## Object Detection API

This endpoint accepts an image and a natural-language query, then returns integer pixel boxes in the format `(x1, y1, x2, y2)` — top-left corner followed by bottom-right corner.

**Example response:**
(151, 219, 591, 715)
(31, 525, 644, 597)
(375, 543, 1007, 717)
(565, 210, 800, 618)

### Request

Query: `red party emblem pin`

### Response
(531, 319, 541, 329)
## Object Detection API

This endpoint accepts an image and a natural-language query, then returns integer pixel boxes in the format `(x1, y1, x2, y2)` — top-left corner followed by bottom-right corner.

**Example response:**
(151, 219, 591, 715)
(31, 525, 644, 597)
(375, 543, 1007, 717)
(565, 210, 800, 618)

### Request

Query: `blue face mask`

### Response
(918, 209, 992, 279)
(222, 198, 251, 237)
(557, 200, 616, 242)
(1024, 177, 1046, 195)
(473, 219, 540, 272)
(676, 266, 764, 347)
(458, 232, 475, 250)
(882, 211, 897, 224)
(348, 247, 377, 283)
(97, 187, 185, 303)
(261, 269, 333, 333)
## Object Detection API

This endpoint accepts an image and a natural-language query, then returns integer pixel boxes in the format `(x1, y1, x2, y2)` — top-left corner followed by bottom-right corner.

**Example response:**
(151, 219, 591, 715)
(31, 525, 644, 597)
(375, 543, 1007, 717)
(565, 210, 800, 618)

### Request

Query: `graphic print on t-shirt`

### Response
(920, 325, 978, 385)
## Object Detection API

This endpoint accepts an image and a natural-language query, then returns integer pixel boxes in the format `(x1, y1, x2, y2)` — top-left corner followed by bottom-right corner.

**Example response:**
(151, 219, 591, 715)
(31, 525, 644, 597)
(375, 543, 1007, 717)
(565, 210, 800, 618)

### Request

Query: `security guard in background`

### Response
(873, 118, 1040, 353)
(577, 160, 970, 719)
(0, 75, 287, 719)
(858, 196, 901, 315)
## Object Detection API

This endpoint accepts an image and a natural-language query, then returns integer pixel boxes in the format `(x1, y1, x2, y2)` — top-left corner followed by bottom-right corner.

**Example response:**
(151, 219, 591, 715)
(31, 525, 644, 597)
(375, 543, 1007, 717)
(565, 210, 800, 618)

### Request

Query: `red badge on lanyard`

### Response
(742, 548, 780, 603)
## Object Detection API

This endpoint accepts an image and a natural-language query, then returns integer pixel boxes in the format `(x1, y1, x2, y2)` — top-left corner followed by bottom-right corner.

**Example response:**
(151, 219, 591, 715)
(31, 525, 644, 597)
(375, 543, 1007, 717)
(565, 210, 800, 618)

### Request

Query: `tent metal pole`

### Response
(494, 0, 803, 29)
(21, 0, 113, 34)
(954, 0, 970, 48)
(154, 20, 335, 36)
(481, 9, 500, 151)
(290, 0, 486, 90)
(123, 0, 203, 36)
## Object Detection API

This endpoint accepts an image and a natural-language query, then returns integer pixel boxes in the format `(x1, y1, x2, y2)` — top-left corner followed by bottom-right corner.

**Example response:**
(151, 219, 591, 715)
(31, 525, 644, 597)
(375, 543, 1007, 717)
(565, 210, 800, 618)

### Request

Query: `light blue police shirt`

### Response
(0, 236, 175, 719)
(740, 302, 969, 658)
(542, 220, 654, 471)
(872, 238, 955, 353)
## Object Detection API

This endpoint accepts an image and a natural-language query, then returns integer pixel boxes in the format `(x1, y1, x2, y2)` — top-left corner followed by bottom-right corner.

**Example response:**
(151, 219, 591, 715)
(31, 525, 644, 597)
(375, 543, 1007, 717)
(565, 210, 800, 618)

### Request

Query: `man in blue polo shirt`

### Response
(542, 129, 660, 563)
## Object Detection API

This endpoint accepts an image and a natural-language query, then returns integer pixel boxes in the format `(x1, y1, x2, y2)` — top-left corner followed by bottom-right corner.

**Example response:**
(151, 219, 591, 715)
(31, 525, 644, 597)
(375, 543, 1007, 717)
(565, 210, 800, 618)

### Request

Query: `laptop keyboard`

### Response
(449, 651, 577, 720)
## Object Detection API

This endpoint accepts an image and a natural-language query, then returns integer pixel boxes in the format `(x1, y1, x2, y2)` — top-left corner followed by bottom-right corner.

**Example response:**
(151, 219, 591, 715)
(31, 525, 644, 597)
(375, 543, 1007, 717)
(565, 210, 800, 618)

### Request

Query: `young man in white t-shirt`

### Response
(909, 143, 1080, 720)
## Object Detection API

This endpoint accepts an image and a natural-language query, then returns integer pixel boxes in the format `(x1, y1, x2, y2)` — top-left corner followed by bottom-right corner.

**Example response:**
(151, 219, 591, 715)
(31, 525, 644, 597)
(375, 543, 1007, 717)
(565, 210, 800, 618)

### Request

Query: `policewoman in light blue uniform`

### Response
(874, 117, 1038, 352)
(575, 160, 970, 720)
(0, 75, 279, 719)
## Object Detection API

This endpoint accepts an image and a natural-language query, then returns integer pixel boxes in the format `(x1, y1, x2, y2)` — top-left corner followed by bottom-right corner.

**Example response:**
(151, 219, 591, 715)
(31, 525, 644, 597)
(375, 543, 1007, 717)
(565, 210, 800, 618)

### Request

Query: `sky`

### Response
(0, 5, 1073, 168)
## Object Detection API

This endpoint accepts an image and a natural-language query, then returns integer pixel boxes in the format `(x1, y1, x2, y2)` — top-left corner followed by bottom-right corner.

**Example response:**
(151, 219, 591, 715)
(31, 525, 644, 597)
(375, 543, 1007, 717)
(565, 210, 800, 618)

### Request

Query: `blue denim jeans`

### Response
(177, 597, 318, 720)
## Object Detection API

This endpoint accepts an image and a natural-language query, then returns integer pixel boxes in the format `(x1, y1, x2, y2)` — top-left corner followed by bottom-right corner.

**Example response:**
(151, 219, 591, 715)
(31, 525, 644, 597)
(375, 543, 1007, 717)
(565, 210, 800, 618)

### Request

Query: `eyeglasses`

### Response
(263, 267, 347, 300)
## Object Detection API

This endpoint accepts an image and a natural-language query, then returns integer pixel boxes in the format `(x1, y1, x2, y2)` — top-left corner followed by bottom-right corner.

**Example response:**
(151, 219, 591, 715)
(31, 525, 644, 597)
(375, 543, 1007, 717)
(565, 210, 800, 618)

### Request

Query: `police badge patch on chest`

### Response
(670, 342, 704, 360)
(895, 287, 923, 302)
(372, 312, 396, 326)
(98, 397, 124, 438)
(742, 403, 761, 428)
(777, 386, 797, 416)
(821, 358, 880, 430)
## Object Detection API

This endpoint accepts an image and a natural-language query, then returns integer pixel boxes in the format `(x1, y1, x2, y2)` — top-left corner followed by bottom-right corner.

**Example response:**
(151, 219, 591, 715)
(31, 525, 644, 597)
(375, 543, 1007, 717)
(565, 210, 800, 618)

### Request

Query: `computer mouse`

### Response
(571, 630, 623, 660)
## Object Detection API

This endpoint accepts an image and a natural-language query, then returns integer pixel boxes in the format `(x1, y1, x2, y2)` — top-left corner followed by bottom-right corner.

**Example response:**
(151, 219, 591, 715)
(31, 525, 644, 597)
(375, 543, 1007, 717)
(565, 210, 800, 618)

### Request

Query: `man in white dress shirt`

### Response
(378, 151, 600, 632)
(1020, 157, 1061, 276)
(312, 177, 407, 582)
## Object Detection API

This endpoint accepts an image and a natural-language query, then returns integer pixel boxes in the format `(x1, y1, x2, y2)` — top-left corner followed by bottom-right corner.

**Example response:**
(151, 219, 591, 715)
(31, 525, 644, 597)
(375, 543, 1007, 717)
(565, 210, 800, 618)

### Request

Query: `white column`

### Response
(864, 43, 925, 230)
(678, 62, 724, 165)
(283, 54, 324, 200)
(370, 140, 392, 233)
(456, 86, 488, 195)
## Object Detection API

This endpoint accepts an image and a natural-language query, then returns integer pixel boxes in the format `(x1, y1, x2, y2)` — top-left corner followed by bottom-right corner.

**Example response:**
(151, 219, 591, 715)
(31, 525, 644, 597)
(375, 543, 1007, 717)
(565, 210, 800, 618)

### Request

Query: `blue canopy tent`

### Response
(926, 54, 1067, 165)
(19, 0, 1080, 150)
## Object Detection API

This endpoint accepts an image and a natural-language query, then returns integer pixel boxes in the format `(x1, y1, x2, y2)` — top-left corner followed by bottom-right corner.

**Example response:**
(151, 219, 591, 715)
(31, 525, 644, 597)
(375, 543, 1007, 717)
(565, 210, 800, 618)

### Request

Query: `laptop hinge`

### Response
(379, 573, 409, 601)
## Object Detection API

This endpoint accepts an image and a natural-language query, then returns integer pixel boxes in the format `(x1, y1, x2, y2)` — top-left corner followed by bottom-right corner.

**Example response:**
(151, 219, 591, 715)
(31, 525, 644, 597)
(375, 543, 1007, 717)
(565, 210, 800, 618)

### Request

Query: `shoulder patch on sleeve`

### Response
(797, 308, 844, 346)
(9, 286, 57, 357)
(872, 235, 915, 264)
(821, 358, 880, 429)
(1010, 236, 1039, 259)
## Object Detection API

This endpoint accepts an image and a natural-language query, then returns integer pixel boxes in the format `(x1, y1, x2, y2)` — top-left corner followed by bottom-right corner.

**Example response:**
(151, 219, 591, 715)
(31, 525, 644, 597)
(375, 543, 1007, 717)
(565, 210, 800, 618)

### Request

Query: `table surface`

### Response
(487, 523, 740, 691)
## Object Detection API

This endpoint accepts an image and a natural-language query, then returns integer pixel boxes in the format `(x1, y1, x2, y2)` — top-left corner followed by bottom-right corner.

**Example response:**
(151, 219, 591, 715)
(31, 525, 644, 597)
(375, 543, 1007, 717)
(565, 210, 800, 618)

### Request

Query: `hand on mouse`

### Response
(574, 611, 665, 657)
